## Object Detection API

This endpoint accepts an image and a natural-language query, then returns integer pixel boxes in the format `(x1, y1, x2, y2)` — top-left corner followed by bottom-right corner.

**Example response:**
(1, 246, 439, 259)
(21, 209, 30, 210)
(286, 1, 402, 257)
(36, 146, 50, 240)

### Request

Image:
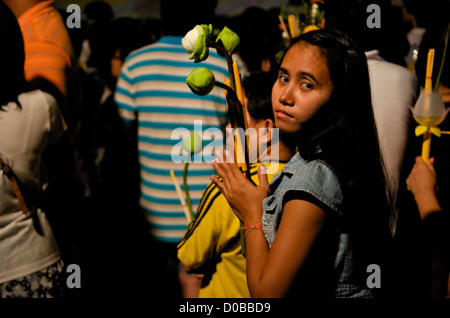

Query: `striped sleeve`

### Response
(23, 41, 70, 96)
(115, 59, 137, 126)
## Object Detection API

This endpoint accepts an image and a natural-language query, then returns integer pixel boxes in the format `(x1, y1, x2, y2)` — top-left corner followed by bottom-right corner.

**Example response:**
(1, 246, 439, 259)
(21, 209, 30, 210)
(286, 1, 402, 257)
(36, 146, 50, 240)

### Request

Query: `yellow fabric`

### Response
(177, 162, 285, 298)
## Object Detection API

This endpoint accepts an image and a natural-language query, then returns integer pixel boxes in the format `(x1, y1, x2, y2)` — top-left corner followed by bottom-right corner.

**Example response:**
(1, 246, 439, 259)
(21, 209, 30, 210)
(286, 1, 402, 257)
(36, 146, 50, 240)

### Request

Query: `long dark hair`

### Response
(286, 30, 393, 287)
(0, 2, 27, 109)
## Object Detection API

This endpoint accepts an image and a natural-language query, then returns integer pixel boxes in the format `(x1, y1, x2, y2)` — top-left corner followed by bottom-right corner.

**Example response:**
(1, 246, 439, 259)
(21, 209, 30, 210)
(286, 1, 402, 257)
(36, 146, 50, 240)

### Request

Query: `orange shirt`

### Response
(18, 0, 74, 97)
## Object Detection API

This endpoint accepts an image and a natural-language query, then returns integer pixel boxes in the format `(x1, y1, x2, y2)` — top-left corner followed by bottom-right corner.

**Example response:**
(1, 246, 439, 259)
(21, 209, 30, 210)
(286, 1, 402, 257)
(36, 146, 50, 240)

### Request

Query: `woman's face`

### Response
(272, 42, 333, 134)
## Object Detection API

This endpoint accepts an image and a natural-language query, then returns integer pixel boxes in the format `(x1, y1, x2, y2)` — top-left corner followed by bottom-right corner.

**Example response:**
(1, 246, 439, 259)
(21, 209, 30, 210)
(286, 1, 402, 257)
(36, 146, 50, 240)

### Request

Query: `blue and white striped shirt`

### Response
(115, 36, 229, 243)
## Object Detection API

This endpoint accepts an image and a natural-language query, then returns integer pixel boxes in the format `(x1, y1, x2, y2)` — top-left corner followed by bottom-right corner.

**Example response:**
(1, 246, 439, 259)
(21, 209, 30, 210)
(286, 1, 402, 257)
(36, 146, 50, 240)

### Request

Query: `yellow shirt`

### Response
(177, 162, 285, 298)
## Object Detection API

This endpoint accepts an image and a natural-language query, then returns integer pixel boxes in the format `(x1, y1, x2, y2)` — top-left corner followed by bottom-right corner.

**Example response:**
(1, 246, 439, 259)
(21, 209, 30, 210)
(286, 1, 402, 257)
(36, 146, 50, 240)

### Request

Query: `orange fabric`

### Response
(18, 0, 73, 96)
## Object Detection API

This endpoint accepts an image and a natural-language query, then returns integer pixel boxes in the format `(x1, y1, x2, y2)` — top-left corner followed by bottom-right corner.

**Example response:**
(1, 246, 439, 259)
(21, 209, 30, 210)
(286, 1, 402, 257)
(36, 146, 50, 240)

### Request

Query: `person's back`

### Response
(366, 50, 418, 210)
(114, 26, 229, 244)
(0, 2, 66, 297)
(114, 0, 228, 296)
(0, 90, 66, 289)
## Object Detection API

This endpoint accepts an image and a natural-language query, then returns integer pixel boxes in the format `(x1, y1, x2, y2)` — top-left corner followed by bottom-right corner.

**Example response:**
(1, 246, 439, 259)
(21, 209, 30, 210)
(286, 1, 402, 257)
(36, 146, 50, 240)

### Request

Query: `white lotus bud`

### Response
(182, 28, 199, 55)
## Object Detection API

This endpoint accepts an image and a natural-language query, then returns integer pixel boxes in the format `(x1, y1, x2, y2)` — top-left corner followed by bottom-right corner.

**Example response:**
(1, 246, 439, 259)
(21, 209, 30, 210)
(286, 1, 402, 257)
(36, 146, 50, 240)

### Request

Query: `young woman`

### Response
(211, 29, 393, 298)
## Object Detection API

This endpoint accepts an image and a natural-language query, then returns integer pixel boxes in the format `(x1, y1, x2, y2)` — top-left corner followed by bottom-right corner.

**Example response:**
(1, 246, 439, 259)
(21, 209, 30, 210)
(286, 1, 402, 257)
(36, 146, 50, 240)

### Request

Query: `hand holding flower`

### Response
(406, 156, 441, 219)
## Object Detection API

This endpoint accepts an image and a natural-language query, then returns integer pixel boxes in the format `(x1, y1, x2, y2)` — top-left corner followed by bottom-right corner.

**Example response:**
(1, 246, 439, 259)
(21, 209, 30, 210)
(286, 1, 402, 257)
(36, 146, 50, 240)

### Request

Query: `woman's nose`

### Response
(279, 86, 294, 106)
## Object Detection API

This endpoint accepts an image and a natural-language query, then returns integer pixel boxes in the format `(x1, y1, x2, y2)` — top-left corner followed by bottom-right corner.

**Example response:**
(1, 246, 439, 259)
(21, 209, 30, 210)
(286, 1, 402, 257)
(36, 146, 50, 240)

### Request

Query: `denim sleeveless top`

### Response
(261, 152, 373, 298)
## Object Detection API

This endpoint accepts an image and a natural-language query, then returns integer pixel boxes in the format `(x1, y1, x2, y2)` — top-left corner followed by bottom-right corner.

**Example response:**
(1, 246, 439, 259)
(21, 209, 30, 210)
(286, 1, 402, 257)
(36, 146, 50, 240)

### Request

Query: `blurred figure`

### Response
(325, 0, 419, 233)
(114, 0, 229, 297)
(234, 7, 283, 75)
(2, 0, 74, 105)
(402, 0, 440, 72)
(84, 0, 113, 26)
(406, 157, 450, 298)
(399, 13, 450, 298)
(0, 2, 66, 297)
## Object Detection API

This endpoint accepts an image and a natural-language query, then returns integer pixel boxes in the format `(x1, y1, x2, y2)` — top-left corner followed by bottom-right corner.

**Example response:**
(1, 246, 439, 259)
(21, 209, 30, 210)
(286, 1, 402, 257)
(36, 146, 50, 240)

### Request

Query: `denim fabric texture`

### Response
(261, 152, 374, 297)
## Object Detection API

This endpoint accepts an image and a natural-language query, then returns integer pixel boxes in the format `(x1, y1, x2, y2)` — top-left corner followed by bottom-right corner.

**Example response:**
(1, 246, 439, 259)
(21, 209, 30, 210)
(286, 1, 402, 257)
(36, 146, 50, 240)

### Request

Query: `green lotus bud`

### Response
(182, 24, 212, 63)
(186, 67, 215, 96)
(215, 26, 240, 54)
(183, 132, 203, 154)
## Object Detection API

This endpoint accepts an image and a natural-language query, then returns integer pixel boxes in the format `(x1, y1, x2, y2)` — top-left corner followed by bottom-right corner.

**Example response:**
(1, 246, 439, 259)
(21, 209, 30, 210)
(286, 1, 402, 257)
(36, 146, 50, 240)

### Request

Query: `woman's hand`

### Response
(210, 151, 269, 226)
(406, 156, 437, 198)
(406, 156, 441, 219)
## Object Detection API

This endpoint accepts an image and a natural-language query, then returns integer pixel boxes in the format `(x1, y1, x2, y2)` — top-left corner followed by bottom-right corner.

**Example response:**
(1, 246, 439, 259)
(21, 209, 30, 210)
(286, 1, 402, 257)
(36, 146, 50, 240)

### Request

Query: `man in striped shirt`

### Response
(114, 0, 230, 295)
(115, 45, 229, 241)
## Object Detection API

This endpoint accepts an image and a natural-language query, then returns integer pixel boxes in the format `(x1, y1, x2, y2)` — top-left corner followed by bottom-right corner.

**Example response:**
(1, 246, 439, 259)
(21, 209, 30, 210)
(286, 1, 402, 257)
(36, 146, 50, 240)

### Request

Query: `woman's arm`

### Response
(211, 157, 327, 297)
(245, 199, 326, 297)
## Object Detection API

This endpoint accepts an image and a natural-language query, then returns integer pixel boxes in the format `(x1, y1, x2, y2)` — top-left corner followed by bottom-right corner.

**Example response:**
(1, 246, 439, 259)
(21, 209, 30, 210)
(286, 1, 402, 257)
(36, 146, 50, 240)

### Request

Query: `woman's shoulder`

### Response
(289, 159, 340, 188)
(18, 90, 58, 110)
(284, 159, 344, 214)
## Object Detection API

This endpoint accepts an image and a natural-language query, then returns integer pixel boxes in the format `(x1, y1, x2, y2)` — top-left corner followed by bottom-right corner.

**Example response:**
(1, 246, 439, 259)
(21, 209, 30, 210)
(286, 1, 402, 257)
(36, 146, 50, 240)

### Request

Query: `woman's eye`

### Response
(279, 75, 289, 83)
(300, 82, 313, 90)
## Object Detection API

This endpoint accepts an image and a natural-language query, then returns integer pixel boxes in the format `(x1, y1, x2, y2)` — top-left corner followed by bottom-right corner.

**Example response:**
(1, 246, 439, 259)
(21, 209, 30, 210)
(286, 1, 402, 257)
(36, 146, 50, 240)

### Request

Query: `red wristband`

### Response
(240, 223, 262, 230)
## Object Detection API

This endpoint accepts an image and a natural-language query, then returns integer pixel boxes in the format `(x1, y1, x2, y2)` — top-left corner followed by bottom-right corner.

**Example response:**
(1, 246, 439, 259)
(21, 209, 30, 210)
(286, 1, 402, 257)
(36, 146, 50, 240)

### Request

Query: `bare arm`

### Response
(245, 199, 326, 297)
(211, 158, 327, 297)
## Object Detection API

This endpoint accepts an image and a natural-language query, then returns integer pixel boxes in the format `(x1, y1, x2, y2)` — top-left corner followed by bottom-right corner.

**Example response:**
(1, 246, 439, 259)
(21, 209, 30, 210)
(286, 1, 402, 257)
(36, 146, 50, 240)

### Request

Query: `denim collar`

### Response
(282, 152, 307, 175)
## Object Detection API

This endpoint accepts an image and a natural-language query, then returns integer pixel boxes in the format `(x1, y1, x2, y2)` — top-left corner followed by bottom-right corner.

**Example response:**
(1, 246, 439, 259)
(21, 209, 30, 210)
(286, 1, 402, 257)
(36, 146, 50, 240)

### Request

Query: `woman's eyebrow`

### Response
(300, 71, 318, 84)
(279, 67, 289, 75)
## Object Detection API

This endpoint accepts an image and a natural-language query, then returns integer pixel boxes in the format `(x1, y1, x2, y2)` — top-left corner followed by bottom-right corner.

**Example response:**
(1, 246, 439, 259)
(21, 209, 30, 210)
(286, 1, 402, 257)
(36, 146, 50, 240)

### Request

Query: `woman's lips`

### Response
(276, 110, 293, 119)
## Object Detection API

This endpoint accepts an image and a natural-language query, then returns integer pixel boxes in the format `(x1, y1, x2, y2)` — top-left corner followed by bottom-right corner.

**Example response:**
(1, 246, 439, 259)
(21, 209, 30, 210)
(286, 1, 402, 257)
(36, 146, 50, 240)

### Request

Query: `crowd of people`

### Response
(0, 0, 449, 299)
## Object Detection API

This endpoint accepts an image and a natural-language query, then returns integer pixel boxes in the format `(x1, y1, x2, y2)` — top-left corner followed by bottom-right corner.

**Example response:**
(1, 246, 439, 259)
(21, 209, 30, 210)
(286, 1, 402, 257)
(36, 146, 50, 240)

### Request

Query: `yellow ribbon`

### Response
(415, 125, 441, 137)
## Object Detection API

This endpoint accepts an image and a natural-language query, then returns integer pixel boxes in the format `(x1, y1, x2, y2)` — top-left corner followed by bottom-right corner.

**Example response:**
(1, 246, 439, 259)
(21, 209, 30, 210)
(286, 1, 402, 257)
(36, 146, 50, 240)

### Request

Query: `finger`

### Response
(212, 158, 229, 182)
(258, 164, 270, 192)
(210, 175, 228, 197)
(415, 156, 425, 164)
(215, 150, 225, 163)
(223, 150, 235, 164)
(226, 159, 245, 180)
(216, 150, 233, 164)
(406, 175, 413, 192)
(213, 159, 240, 197)
(215, 151, 240, 181)
(427, 157, 436, 172)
